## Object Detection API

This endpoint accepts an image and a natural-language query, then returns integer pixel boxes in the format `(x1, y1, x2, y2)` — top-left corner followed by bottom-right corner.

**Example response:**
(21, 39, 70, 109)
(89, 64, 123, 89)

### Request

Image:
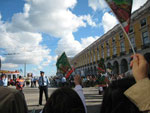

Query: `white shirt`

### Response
(74, 85, 87, 113)
(61, 77, 66, 83)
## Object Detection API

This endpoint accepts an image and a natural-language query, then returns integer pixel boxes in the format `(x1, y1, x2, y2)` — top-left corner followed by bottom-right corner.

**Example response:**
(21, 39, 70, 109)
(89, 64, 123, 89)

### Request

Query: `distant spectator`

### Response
(0, 74, 8, 87)
(31, 77, 34, 87)
(33, 77, 37, 87)
(0, 77, 3, 86)
(16, 76, 25, 93)
(61, 76, 66, 87)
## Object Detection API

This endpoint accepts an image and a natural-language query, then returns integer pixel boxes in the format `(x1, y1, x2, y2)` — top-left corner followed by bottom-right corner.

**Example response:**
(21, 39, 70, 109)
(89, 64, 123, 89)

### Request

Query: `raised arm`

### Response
(124, 54, 150, 112)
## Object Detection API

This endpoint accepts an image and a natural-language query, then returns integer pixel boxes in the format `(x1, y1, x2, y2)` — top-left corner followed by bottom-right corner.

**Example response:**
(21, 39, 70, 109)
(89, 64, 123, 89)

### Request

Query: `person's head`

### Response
(0, 87, 28, 113)
(1, 74, 6, 79)
(42, 87, 85, 113)
(19, 76, 22, 79)
(100, 77, 142, 113)
(40, 71, 44, 76)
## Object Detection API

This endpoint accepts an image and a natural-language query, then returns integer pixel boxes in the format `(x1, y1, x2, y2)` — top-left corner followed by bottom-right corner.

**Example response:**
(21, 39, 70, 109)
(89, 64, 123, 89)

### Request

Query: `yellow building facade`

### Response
(70, 1, 150, 76)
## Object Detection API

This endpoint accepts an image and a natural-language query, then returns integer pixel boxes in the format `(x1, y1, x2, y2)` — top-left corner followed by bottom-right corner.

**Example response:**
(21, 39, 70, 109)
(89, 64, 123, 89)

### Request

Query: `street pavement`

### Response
(23, 86, 102, 113)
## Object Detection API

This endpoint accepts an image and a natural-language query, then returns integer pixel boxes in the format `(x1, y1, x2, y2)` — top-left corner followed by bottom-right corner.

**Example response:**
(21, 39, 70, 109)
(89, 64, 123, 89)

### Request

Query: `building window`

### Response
(140, 18, 147, 27)
(120, 33, 124, 39)
(89, 51, 92, 63)
(106, 41, 109, 46)
(113, 45, 117, 55)
(97, 47, 100, 60)
(130, 37, 136, 47)
(84, 55, 86, 64)
(129, 26, 134, 33)
(120, 42, 125, 52)
(106, 41, 110, 57)
(142, 31, 150, 45)
(101, 45, 104, 58)
(112, 37, 116, 42)
(87, 54, 89, 64)
(107, 47, 110, 57)
(93, 49, 95, 62)
(102, 50, 104, 58)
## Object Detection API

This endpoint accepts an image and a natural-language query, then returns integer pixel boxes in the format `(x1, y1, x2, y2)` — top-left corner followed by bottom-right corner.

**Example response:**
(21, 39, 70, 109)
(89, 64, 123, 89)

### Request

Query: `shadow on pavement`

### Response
(87, 104, 101, 113)
(28, 105, 43, 113)
(28, 105, 101, 113)
(28, 109, 41, 113)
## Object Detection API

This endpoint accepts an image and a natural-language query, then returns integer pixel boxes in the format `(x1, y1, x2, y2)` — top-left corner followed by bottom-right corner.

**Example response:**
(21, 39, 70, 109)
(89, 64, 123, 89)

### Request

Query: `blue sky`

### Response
(0, 0, 147, 76)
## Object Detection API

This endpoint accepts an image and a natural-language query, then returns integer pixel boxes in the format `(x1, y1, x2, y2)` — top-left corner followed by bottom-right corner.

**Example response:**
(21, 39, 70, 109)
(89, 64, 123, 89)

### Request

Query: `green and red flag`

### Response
(97, 58, 106, 74)
(65, 67, 75, 79)
(105, 0, 133, 33)
(56, 52, 71, 75)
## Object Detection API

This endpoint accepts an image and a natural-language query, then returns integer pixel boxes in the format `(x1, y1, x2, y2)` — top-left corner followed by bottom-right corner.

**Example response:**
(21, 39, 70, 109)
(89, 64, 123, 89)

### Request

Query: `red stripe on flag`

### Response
(65, 67, 75, 79)
(124, 24, 130, 33)
(97, 67, 105, 72)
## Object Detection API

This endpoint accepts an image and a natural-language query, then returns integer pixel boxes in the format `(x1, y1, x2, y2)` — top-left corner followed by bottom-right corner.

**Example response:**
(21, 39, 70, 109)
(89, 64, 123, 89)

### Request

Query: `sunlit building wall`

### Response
(70, 1, 150, 76)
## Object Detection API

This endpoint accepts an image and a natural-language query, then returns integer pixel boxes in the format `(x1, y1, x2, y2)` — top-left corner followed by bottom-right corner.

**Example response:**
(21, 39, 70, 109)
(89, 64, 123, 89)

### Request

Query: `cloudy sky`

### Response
(0, 0, 148, 76)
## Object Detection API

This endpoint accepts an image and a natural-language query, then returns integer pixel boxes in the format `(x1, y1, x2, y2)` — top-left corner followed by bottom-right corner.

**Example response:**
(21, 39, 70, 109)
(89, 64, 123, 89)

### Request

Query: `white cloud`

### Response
(24, 3, 30, 17)
(56, 35, 100, 57)
(3, 0, 98, 57)
(132, 0, 148, 12)
(0, 0, 101, 74)
(80, 14, 96, 27)
(88, 0, 107, 11)
(2, 63, 19, 69)
(56, 33, 82, 56)
(52, 55, 58, 61)
(0, 13, 1, 20)
(81, 36, 99, 49)
(37, 66, 43, 70)
(6, 0, 86, 37)
(0, 55, 5, 62)
(102, 12, 118, 33)
(0, 16, 52, 68)
(42, 55, 58, 66)
(0, 27, 51, 65)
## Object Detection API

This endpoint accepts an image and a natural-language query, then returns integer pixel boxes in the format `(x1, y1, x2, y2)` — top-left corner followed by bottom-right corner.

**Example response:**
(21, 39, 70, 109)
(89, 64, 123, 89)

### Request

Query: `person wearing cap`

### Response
(38, 71, 49, 105)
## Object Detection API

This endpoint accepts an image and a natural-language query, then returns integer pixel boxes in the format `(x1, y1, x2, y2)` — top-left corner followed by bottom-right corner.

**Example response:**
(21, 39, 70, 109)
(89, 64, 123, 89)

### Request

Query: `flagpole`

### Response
(119, 23, 136, 55)
(104, 0, 136, 55)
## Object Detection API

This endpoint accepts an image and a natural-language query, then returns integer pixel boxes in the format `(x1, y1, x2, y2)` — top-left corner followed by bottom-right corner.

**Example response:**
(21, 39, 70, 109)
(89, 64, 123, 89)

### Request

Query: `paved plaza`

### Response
(23, 86, 102, 113)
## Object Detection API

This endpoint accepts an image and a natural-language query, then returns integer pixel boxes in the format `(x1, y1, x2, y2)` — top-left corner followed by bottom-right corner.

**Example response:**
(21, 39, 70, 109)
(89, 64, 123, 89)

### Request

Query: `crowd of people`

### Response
(0, 53, 150, 113)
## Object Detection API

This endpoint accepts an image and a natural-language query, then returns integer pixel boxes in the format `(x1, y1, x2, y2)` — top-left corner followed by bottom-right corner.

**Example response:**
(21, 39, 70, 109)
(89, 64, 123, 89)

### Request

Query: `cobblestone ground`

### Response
(23, 86, 102, 113)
